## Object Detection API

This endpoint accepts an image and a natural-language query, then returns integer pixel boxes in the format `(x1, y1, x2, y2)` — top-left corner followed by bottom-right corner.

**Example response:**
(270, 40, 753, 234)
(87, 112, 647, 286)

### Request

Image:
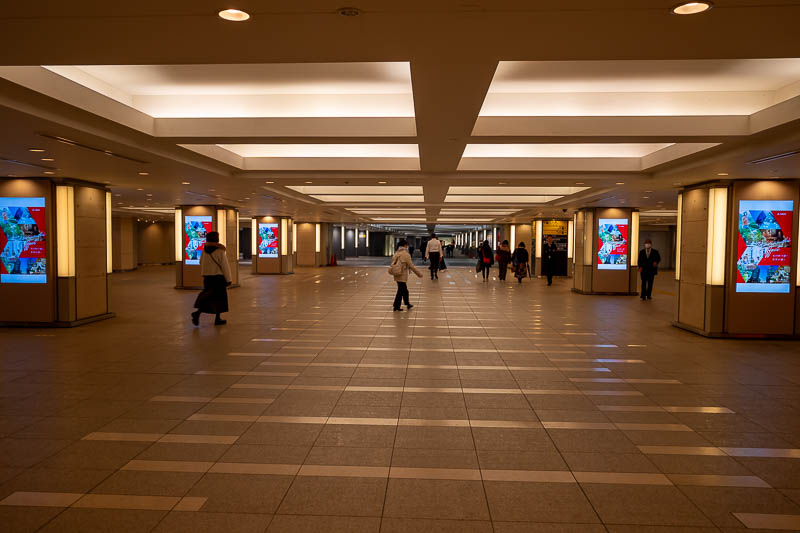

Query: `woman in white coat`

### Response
(191, 231, 233, 326)
(390, 239, 422, 311)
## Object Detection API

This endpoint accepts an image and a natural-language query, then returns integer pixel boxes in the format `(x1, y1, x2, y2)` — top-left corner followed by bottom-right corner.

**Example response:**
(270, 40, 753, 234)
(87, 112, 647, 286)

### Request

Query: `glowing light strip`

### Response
(315, 223, 321, 253)
(174, 208, 183, 261)
(281, 219, 287, 256)
(630, 212, 640, 267)
(56, 185, 75, 277)
(706, 187, 728, 285)
(535, 220, 543, 258)
(676, 193, 682, 281)
(105, 191, 112, 274)
(568, 218, 574, 260)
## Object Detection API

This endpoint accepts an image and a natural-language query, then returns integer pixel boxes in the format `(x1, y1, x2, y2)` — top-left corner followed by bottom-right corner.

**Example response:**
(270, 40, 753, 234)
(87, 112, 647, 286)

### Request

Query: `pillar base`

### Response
(571, 288, 638, 296)
(673, 321, 800, 339)
(0, 312, 116, 328)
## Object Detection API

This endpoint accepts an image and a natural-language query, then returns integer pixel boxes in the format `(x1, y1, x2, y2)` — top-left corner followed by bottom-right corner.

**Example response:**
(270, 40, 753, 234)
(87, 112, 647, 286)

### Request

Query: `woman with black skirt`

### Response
(191, 231, 233, 326)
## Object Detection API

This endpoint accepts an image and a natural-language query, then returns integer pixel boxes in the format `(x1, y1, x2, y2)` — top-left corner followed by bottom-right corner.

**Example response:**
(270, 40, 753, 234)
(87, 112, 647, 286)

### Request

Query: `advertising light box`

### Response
(736, 200, 793, 293)
(258, 223, 279, 258)
(597, 218, 628, 270)
(0, 197, 47, 284)
(184, 215, 213, 265)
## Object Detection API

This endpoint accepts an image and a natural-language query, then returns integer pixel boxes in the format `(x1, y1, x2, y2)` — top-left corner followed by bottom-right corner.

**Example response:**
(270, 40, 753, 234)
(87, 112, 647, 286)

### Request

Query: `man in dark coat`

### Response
(541, 235, 556, 286)
(638, 239, 661, 300)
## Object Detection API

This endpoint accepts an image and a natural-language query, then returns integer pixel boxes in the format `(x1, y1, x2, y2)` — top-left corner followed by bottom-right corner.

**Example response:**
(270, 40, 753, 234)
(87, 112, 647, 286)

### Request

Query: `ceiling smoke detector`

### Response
(337, 7, 361, 16)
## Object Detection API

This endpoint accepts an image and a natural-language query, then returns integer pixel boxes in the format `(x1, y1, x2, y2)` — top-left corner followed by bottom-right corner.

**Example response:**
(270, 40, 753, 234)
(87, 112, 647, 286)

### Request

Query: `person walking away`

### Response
(496, 240, 511, 281)
(478, 240, 494, 281)
(638, 239, 661, 300)
(512, 242, 529, 284)
(390, 239, 423, 311)
(425, 233, 443, 280)
(542, 235, 556, 286)
(191, 231, 232, 326)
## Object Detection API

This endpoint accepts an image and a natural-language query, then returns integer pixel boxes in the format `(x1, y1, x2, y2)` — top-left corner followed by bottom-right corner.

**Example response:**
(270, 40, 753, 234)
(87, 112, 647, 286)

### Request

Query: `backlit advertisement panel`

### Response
(258, 223, 279, 258)
(184, 215, 212, 265)
(597, 218, 628, 270)
(736, 200, 793, 293)
(0, 197, 47, 284)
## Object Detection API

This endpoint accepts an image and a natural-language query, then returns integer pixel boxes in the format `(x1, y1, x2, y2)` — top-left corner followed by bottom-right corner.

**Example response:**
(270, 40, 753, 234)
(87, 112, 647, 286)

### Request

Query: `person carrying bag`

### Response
(191, 231, 233, 326)
(389, 239, 422, 311)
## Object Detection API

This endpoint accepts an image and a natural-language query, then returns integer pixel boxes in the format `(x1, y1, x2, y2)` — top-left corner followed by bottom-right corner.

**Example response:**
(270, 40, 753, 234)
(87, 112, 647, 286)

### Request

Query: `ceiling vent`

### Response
(37, 133, 149, 164)
(746, 149, 800, 165)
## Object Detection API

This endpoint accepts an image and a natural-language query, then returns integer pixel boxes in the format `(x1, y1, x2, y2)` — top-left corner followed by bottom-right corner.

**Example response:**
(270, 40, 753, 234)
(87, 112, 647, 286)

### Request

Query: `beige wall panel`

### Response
(74, 186, 105, 219)
(679, 282, 706, 329)
(680, 251, 706, 285)
(296, 223, 316, 254)
(113, 216, 137, 270)
(0, 178, 55, 323)
(682, 188, 709, 222)
(76, 275, 107, 319)
(138, 222, 173, 264)
(297, 251, 316, 266)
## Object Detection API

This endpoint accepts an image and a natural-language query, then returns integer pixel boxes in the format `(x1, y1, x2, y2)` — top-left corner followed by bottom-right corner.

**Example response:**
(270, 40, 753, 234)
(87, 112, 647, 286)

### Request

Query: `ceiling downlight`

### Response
(218, 9, 250, 21)
(671, 2, 712, 15)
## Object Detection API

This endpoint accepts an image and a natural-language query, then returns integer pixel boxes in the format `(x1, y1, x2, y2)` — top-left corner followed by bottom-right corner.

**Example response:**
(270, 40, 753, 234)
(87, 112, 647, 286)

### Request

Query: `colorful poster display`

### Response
(258, 223, 279, 258)
(736, 200, 793, 293)
(0, 197, 47, 283)
(597, 218, 628, 270)
(184, 215, 212, 265)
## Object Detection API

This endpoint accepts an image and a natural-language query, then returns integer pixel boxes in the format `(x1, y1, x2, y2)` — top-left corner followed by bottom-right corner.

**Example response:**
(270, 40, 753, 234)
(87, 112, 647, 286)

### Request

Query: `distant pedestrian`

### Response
(638, 239, 661, 300)
(496, 240, 511, 281)
(390, 239, 423, 311)
(425, 233, 443, 280)
(478, 240, 494, 281)
(191, 231, 232, 326)
(542, 235, 556, 286)
(512, 242, 529, 284)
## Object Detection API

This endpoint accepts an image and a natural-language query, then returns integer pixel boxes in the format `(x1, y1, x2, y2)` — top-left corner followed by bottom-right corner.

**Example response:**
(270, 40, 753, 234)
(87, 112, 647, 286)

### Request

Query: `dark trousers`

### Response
(482, 264, 490, 279)
(394, 281, 410, 309)
(641, 271, 655, 299)
(429, 252, 440, 277)
(498, 263, 508, 280)
(546, 272, 553, 285)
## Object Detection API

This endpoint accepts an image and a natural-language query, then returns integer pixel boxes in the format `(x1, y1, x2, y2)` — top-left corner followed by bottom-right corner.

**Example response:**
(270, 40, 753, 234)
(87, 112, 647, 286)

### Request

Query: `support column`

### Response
(572, 207, 637, 295)
(674, 180, 800, 337)
(251, 215, 293, 274)
(0, 177, 113, 327)
(175, 205, 239, 289)
(295, 222, 326, 266)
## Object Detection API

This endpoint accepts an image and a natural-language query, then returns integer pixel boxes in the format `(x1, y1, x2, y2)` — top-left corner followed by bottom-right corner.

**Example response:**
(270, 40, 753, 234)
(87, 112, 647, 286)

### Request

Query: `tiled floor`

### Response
(1, 264, 800, 532)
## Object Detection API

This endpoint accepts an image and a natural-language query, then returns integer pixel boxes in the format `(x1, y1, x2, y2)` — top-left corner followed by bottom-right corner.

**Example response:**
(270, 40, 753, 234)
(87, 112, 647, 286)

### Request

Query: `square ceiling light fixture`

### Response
(444, 186, 589, 205)
(287, 185, 424, 204)
(457, 143, 718, 171)
(180, 144, 421, 171)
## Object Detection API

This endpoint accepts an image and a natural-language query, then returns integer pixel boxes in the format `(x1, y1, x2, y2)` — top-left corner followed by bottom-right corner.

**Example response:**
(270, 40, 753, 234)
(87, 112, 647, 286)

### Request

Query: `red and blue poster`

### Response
(736, 200, 793, 293)
(258, 223, 279, 258)
(0, 197, 47, 284)
(597, 218, 628, 270)
(184, 215, 213, 265)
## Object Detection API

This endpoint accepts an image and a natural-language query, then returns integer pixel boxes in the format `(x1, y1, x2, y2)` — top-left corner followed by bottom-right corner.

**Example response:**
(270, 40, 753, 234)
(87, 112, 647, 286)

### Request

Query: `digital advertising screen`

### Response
(736, 200, 793, 293)
(258, 223, 279, 258)
(597, 218, 628, 270)
(0, 197, 47, 284)
(184, 215, 213, 265)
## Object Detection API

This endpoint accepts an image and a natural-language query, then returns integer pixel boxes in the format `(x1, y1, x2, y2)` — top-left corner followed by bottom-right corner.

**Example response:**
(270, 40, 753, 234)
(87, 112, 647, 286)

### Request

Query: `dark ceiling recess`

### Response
(337, 7, 361, 16)
(746, 148, 800, 165)
(0, 155, 57, 170)
(37, 133, 149, 164)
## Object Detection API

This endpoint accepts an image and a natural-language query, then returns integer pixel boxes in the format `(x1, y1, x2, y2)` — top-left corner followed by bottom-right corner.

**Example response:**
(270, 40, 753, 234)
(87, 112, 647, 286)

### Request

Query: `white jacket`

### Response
(425, 238, 442, 257)
(200, 246, 233, 283)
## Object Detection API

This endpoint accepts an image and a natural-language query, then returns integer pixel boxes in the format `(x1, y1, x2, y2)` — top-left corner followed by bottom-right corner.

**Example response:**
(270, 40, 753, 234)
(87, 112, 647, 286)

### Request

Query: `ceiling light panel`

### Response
(480, 59, 800, 116)
(288, 185, 423, 195)
(447, 186, 589, 195)
(44, 63, 414, 118)
(462, 144, 672, 158)
(347, 209, 426, 214)
(219, 144, 419, 158)
(445, 195, 563, 204)
(439, 210, 519, 215)
(310, 195, 425, 203)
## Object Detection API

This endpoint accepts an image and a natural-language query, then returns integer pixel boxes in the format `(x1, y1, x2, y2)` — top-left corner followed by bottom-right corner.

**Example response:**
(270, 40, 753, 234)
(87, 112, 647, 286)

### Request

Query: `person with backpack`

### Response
(191, 231, 232, 326)
(478, 240, 494, 281)
(512, 241, 530, 284)
(389, 239, 423, 311)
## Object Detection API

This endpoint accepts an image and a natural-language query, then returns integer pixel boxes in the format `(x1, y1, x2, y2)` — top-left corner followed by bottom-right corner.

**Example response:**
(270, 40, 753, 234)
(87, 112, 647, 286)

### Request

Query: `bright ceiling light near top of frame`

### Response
(218, 9, 250, 21)
(288, 185, 423, 195)
(219, 144, 419, 158)
(671, 2, 712, 15)
(462, 144, 672, 158)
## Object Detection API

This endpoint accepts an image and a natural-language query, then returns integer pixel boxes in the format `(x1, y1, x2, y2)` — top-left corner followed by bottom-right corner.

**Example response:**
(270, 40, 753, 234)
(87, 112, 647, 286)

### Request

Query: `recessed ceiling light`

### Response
(716, 172, 729, 176)
(671, 2, 712, 15)
(305, 181, 313, 184)
(181, 181, 191, 185)
(41, 158, 54, 161)
(136, 188, 144, 191)
(265, 181, 275, 184)
(138, 172, 149, 176)
(218, 8, 250, 21)
(209, 188, 216, 192)
(114, 193, 121, 197)
(642, 196, 650, 199)
(43, 171, 54, 175)
(378, 181, 387, 184)
(645, 190, 654, 193)
(498, 182, 507, 185)
(575, 182, 585, 185)
(28, 148, 45, 152)
(615, 182, 624, 185)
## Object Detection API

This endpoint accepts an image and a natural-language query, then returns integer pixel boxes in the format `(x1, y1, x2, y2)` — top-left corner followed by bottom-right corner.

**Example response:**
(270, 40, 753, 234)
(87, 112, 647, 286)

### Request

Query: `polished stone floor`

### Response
(1, 265, 800, 532)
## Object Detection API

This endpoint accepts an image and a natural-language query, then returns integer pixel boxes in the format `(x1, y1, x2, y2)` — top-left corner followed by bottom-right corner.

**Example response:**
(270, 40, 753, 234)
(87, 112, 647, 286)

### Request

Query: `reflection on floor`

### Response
(1, 265, 800, 532)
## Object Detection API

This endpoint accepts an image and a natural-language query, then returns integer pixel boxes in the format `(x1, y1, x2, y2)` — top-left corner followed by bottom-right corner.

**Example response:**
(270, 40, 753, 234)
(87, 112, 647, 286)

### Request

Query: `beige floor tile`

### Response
(153, 511, 272, 532)
(267, 515, 380, 532)
(483, 481, 599, 522)
(278, 476, 387, 516)
(383, 479, 490, 520)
